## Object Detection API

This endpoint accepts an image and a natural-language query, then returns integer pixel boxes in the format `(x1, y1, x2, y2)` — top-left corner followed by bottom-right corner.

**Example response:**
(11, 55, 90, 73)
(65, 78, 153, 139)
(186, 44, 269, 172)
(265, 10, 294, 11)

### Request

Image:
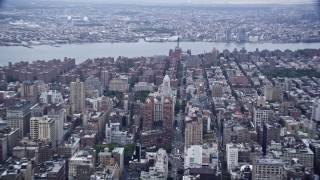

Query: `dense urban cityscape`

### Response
(0, 0, 320, 180)
(0, 1, 320, 47)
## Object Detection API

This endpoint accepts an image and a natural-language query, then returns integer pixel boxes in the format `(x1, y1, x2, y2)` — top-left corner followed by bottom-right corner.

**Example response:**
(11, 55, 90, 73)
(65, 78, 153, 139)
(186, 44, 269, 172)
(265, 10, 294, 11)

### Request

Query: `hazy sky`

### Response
(39, 0, 317, 4)
(123, 0, 315, 3)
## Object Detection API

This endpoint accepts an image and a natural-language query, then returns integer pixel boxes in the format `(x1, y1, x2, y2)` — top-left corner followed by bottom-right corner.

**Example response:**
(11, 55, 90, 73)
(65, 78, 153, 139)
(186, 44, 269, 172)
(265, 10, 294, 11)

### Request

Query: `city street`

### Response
(169, 111, 185, 180)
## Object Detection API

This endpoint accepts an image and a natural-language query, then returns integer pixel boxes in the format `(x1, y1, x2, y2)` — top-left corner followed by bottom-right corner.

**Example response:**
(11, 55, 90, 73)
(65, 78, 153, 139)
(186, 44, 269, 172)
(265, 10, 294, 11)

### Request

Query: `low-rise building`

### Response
(141, 148, 168, 180)
(69, 150, 95, 180)
(105, 123, 134, 145)
(252, 158, 284, 180)
(134, 82, 155, 92)
(109, 75, 129, 92)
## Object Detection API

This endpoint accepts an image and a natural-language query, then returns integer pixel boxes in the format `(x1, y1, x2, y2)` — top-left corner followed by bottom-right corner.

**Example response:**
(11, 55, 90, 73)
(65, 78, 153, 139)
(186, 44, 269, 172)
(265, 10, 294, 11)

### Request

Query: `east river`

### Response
(0, 39, 319, 66)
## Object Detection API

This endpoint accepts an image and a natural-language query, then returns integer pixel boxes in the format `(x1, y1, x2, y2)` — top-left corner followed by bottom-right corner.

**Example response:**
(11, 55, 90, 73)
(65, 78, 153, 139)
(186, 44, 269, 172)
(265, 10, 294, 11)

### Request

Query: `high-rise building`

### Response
(143, 96, 155, 131)
(39, 90, 63, 104)
(223, 121, 233, 148)
(237, 28, 246, 43)
(162, 97, 174, 133)
(47, 104, 66, 144)
(70, 78, 86, 113)
(30, 116, 55, 146)
(143, 75, 174, 131)
(264, 85, 273, 100)
(30, 103, 46, 118)
(312, 98, 320, 121)
(123, 94, 129, 114)
(225, 28, 232, 43)
(185, 119, 203, 147)
(264, 85, 283, 102)
(6, 101, 32, 138)
(0, 135, 8, 163)
(272, 85, 283, 102)
(203, 48, 218, 67)
(36, 80, 50, 94)
(262, 123, 281, 155)
(112, 147, 125, 176)
(232, 126, 249, 144)
(141, 75, 174, 146)
(143, 75, 174, 132)
(38, 116, 56, 147)
(105, 123, 134, 145)
(101, 69, 111, 91)
(253, 107, 270, 129)
(85, 75, 102, 97)
(36, 144, 54, 164)
(161, 75, 172, 97)
(226, 143, 238, 172)
(0, 128, 19, 155)
(184, 145, 203, 169)
(20, 81, 39, 105)
(30, 117, 40, 140)
(257, 96, 266, 107)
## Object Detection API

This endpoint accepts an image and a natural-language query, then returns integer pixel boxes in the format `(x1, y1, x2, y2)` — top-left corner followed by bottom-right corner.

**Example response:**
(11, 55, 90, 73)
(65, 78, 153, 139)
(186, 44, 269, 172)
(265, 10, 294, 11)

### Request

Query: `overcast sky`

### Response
(39, 0, 317, 4)
(123, 0, 315, 3)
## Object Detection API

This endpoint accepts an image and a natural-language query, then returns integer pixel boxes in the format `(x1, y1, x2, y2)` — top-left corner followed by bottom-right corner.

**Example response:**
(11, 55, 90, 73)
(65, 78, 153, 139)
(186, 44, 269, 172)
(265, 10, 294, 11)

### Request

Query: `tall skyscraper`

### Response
(262, 123, 281, 155)
(30, 117, 40, 140)
(237, 28, 246, 43)
(272, 85, 283, 102)
(226, 143, 238, 173)
(30, 116, 56, 146)
(161, 75, 172, 97)
(20, 81, 39, 105)
(101, 69, 111, 91)
(163, 97, 174, 133)
(253, 107, 270, 129)
(223, 121, 233, 148)
(38, 116, 56, 146)
(225, 28, 232, 43)
(6, 101, 32, 138)
(143, 96, 155, 131)
(70, 78, 86, 113)
(184, 119, 203, 147)
(142, 75, 174, 132)
(47, 104, 66, 144)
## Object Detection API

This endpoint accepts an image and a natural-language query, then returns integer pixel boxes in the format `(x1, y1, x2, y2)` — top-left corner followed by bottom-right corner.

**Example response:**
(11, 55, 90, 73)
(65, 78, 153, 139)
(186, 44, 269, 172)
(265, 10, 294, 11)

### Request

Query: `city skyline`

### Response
(0, 0, 320, 179)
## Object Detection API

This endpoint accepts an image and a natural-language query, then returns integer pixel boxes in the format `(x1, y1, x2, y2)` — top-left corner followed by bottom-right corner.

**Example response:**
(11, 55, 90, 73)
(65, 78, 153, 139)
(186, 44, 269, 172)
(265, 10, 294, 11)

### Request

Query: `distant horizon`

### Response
(27, 0, 320, 5)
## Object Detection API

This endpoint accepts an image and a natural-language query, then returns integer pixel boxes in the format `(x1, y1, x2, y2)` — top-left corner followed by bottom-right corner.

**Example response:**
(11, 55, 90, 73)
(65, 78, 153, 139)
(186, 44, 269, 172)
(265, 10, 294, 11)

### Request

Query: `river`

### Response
(0, 39, 319, 66)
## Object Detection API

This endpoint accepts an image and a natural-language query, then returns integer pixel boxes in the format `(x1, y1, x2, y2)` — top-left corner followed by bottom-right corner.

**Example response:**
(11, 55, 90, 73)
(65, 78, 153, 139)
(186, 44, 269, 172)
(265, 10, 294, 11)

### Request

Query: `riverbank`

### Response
(2, 38, 320, 48)
(0, 41, 319, 66)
